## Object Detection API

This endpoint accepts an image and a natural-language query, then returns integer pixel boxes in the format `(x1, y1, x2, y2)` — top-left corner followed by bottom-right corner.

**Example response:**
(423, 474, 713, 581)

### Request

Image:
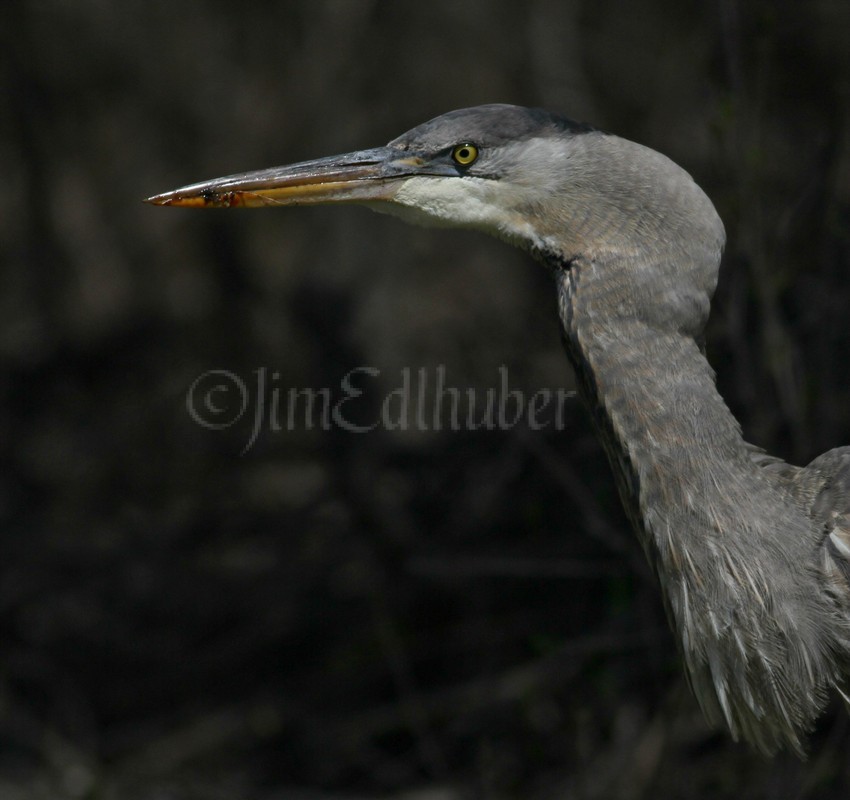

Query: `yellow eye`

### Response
(451, 143, 479, 166)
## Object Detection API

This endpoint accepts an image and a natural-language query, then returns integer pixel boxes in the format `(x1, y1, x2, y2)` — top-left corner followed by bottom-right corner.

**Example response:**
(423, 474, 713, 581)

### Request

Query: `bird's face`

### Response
(146, 104, 597, 260)
(148, 103, 725, 309)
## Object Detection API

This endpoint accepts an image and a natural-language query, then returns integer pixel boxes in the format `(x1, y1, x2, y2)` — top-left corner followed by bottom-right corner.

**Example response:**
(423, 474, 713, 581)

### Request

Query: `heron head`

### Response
(147, 104, 725, 329)
(146, 105, 599, 251)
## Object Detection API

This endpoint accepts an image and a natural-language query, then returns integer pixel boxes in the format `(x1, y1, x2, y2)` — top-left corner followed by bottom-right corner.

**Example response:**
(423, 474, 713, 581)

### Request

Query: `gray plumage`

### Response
(147, 103, 850, 754)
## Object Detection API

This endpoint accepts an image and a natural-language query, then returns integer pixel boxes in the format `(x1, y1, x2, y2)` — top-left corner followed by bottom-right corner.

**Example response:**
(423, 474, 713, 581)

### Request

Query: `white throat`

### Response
(381, 175, 544, 252)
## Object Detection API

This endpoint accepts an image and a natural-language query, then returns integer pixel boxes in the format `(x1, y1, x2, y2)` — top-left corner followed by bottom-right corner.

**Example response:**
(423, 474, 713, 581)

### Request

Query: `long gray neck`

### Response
(554, 253, 838, 753)
(556, 257, 755, 564)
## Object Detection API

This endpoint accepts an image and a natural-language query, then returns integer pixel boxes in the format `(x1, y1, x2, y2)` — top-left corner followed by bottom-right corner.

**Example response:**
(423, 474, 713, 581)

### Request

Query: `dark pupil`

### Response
(459, 148, 469, 159)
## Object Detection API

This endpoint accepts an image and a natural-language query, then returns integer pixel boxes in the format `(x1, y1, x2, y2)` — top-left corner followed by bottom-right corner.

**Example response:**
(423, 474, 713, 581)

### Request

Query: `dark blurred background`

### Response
(3, 1, 850, 798)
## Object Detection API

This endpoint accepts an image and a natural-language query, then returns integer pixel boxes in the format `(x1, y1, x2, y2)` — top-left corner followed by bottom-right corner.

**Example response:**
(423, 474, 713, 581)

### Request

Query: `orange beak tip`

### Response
(144, 193, 177, 206)
(144, 193, 222, 208)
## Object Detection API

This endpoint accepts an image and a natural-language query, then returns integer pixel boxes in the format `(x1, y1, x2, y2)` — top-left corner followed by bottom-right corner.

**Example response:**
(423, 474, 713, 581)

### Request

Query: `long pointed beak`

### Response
(145, 147, 437, 208)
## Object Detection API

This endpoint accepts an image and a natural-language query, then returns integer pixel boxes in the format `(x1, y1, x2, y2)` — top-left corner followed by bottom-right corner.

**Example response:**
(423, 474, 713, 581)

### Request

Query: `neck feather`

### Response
(556, 258, 751, 556)
(555, 258, 836, 754)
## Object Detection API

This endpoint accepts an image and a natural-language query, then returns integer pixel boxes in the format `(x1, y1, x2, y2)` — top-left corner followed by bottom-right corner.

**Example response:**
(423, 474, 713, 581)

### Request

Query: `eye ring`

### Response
(451, 143, 479, 166)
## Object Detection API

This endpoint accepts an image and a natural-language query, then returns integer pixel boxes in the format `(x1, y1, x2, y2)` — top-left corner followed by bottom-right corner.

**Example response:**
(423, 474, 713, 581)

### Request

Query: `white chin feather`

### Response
(377, 175, 544, 254)
(385, 176, 511, 230)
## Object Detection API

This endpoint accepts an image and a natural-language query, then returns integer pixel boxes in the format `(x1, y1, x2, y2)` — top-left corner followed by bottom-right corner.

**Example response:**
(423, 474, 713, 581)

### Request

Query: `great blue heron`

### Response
(147, 104, 850, 755)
